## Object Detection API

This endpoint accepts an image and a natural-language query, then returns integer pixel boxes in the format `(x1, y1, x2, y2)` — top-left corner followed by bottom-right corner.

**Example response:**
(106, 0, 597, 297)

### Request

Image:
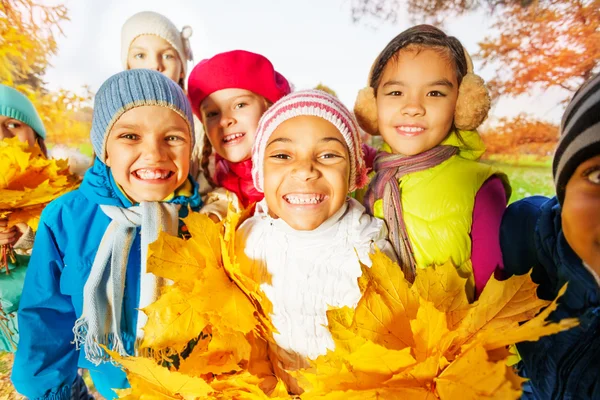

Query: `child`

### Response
(12, 69, 202, 399)
(0, 84, 48, 353)
(121, 10, 204, 177)
(0, 84, 47, 253)
(187, 50, 291, 220)
(354, 24, 510, 297)
(121, 11, 193, 89)
(237, 90, 396, 375)
(500, 73, 600, 400)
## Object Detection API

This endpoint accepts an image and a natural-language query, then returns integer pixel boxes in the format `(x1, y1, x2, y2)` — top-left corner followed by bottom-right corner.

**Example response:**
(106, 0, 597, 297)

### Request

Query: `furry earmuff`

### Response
(354, 47, 490, 135)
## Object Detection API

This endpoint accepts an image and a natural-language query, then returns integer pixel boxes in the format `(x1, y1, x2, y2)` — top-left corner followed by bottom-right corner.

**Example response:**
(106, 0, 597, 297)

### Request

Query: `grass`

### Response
(484, 156, 555, 203)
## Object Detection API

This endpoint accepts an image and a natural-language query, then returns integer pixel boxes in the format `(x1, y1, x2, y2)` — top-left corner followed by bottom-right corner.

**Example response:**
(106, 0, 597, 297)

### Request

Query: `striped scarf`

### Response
(364, 145, 458, 282)
(73, 202, 180, 365)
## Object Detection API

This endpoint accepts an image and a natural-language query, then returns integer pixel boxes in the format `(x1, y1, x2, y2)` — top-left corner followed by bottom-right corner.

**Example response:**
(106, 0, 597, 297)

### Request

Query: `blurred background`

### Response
(1, 0, 599, 396)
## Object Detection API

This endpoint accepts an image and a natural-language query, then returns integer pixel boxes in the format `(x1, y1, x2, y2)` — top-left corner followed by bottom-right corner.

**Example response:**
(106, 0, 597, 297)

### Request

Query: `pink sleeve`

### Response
(471, 176, 507, 297)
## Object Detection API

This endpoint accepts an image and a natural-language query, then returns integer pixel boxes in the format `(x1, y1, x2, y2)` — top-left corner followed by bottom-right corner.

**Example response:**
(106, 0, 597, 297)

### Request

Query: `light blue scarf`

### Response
(73, 201, 180, 365)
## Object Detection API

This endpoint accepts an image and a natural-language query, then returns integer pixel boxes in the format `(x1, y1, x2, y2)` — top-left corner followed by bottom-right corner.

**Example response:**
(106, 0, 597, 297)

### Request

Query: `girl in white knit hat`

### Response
(236, 89, 397, 393)
(121, 11, 193, 89)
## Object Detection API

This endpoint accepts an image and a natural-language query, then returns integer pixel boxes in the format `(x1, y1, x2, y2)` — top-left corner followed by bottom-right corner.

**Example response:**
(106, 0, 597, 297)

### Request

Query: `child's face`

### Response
(201, 88, 268, 163)
(0, 116, 36, 147)
(105, 105, 191, 203)
(127, 35, 184, 84)
(376, 48, 459, 155)
(263, 115, 350, 231)
(562, 154, 600, 271)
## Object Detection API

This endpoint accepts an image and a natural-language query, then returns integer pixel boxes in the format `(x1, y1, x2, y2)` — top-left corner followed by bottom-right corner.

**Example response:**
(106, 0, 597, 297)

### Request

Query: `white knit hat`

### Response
(121, 11, 194, 76)
(252, 89, 369, 193)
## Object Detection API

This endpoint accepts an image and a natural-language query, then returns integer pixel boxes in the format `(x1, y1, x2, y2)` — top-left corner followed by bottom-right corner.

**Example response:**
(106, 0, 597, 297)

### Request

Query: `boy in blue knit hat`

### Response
(12, 69, 203, 399)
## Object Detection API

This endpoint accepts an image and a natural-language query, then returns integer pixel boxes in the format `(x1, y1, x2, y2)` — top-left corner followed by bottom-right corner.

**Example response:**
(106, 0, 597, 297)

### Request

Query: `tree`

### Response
(1, 0, 92, 147)
(480, 114, 559, 157)
(349, 0, 600, 103)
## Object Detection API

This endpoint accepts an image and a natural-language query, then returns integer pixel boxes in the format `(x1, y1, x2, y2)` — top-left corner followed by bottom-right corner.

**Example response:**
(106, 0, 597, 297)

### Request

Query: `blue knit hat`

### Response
(0, 84, 46, 139)
(91, 69, 194, 163)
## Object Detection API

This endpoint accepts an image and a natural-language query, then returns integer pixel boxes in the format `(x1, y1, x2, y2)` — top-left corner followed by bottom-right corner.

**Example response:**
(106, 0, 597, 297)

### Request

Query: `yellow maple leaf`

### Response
(435, 346, 521, 399)
(447, 271, 563, 355)
(0, 137, 79, 229)
(106, 348, 214, 399)
(296, 250, 577, 399)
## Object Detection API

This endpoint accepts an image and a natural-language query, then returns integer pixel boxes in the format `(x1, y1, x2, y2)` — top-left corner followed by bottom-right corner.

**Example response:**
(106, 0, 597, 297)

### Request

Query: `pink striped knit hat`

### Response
(252, 89, 368, 193)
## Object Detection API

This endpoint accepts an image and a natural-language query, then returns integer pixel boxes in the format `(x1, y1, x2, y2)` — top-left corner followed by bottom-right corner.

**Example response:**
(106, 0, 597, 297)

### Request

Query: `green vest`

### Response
(372, 130, 510, 295)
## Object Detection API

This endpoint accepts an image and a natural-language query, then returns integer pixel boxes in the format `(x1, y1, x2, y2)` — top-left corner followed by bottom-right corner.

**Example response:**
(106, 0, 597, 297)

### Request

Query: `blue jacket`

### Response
(501, 196, 600, 400)
(12, 160, 202, 399)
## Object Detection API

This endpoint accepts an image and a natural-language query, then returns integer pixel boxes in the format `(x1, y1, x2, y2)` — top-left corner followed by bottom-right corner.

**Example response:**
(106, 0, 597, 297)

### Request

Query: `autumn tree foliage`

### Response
(480, 114, 559, 157)
(349, 0, 598, 156)
(351, 0, 600, 102)
(0, 0, 92, 147)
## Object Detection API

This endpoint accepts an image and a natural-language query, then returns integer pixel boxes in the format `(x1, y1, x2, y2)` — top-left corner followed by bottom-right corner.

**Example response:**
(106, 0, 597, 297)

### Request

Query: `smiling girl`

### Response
(236, 91, 396, 392)
(354, 25, 510, 298)
(187, 50, 291, 220)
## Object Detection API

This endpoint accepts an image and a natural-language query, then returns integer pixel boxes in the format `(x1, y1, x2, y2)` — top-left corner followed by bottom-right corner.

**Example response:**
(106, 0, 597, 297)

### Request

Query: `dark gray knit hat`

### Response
(91, 69, 194, 163)
(554, 72, 600, 205)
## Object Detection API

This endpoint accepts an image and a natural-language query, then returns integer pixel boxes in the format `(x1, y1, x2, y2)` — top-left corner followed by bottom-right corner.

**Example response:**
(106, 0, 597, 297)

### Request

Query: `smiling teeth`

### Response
(136, 169, 171, 180)
(223, 133, 244, 143)
(398, 126, 424, 133)
(284, 194, 324, 204)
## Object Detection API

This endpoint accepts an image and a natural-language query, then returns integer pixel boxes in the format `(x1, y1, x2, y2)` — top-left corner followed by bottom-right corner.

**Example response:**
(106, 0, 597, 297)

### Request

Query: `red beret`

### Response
(187, 50, 291, 119)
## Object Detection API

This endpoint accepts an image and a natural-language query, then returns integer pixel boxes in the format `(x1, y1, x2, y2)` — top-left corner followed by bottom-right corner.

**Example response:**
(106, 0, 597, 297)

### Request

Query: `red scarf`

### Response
(214, 155, 263, 208)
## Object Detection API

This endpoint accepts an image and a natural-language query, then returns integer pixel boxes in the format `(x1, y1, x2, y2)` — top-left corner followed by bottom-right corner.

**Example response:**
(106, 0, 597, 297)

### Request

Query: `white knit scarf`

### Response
(73, 201, 180, 365)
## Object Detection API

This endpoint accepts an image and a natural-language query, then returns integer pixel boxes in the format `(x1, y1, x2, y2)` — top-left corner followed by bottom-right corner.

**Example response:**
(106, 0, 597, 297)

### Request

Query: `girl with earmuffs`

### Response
(354, 25, 511, 299)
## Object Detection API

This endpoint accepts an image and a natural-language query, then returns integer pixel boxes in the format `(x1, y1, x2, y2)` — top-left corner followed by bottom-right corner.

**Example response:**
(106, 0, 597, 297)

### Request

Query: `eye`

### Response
(320, 153, 342, 159)
(584, 167, 600, 184)
(163, 53, 176, 60)
(133, 53, 145, 60)
(120, 133, 139, 140)
(6, 121, 20, 129)
(166, 135, 183, 141)
(205, 111, 218, 119)
(386, 90, 402, 96)
(234, 102, 248, 109)
(427, 90, 446, 97)
(270, 153, 290, 160)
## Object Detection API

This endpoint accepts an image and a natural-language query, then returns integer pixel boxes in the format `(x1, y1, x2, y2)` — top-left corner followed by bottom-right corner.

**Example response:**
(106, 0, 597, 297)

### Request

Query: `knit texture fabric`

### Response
(73, 202, 180, 365)
(187, 50, 291, 118)
(554, 72, 600, 204)
(0, 84, 46, 138)
(121, 11, 193, 75)
(252, 89, 368, 193)
(90, 69, 194, 163)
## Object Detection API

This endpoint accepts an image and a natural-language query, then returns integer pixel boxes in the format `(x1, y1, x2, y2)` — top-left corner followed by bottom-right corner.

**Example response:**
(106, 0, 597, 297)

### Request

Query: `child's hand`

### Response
(0, 218, 21, 246)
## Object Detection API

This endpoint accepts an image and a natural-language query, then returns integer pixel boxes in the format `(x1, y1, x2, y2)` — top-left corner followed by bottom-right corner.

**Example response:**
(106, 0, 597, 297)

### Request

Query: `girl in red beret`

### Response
(187, 50, 291, 220)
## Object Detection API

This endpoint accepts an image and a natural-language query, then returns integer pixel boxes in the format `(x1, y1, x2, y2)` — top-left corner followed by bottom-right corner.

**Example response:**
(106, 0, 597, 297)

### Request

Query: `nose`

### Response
(150, 55, 164, 72)
(291, 158, 320, 181)
(401, 95, 425, 117)
(219, 112, 235, 129)
(141, 138, 167, 162)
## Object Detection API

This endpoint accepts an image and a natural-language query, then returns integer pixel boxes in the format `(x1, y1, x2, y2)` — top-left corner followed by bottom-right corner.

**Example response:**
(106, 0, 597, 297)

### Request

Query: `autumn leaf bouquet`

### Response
(0, 137, 79, 268)
(110, 210, 578, 399)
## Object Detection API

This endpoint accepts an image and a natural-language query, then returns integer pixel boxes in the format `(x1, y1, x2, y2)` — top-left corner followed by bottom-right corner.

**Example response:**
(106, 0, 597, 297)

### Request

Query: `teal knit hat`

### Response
(0, 84, 46, 139)
(91, 69, 195, 163)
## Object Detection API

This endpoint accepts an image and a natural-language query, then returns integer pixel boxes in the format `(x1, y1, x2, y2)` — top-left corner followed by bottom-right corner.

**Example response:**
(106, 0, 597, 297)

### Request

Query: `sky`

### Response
(43, 0, 568, 125)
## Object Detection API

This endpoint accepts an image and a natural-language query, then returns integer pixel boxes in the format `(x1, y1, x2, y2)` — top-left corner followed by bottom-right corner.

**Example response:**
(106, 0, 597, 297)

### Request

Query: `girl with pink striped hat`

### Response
(235, 89, 397, 393)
